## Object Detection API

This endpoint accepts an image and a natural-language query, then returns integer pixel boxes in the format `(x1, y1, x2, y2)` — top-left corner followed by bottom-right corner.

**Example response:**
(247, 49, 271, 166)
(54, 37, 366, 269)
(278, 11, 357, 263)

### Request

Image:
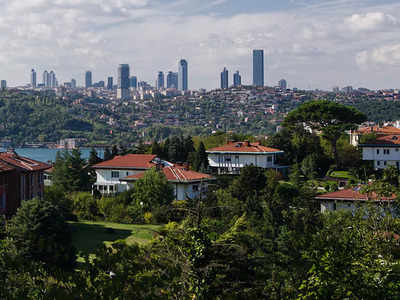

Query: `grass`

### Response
(69, 221, 162, 255)
(329, 171, 355, 180)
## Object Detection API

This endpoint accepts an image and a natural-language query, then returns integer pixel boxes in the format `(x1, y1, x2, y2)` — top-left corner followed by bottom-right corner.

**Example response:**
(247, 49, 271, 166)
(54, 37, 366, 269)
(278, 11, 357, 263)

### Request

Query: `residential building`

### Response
(221, 67, 228, 89)
(350, 125, 400, 146)
(315, 187, 396, 214)
(206, 141, 284, 175)
(253, 49, 264, 87)
(117, 64, 130, 100)
(233, 71, 241, 87)
(0, 150, 50, 216)
(0, 80, 6, 90)
(178, 59, 188, 91)
(156, 71, 164, 90)
(92, 154, 158, 194)
(31, 69, 37, 88)
(107, 77, 113, 90)
(279, 79, 287, 90)
(167, 71, 178, 89)
(120, 164, 214, 201)
(359, 135, 400, 170)
(85, 71, 92, 88)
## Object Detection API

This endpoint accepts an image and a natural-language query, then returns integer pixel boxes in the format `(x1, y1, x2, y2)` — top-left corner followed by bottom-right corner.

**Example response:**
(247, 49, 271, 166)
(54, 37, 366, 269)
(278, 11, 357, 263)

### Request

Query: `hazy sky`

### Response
(1, 0, 400, 90)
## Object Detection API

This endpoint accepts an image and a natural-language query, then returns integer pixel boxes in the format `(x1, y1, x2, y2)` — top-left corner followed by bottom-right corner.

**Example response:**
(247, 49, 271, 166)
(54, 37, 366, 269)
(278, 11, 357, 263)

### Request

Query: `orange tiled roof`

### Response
(0, 161, 14, 173)
(93, 154, 157, 169)
(356, 126, 400, 135)
(207, 141, 282, 153)
(360, 135, 400, 146)
(0, 152, 50, 172)
(121, 165, 214, 183)
(315, 187, 396, 202)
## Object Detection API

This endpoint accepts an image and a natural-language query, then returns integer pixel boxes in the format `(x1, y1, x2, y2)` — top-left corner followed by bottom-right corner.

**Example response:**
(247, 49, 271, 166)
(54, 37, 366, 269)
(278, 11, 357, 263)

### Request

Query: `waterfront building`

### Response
(253, 49, 264, 87)
(178, 59, 188, 91)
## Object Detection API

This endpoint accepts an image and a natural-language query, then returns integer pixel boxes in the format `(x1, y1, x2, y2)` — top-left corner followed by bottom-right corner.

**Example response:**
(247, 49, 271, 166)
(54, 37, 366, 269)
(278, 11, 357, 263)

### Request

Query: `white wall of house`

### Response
(320, 200, 396, 216)
(94, 169, 146, 194)
(208, 153, 279, 174)
(173, 182, 205, 201)
(362, 147, 400, 169)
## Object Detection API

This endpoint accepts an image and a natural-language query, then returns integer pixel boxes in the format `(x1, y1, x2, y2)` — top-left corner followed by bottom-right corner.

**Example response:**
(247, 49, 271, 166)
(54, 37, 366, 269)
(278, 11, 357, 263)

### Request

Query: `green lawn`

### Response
(69, 221, 162, 255)
(329, 171, 355, 180)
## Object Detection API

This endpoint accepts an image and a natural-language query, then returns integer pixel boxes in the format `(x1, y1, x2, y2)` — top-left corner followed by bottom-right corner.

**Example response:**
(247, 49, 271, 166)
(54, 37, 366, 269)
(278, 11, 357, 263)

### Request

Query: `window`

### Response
(225, 157, 231, 162)
(384, 161, 387, 166)
(384, 149, 390, 155)
(377, 161, 381, 166)
(235, 156, 239, 164)
(111, 171, 119, 178)
(396, 148, 399, 152)
(126, 172, 129, 176)
(267, 156, 272, 162)
(377, 149, 380, 155)
(109, 185, 114, 192)
(192, 185, 199, 192)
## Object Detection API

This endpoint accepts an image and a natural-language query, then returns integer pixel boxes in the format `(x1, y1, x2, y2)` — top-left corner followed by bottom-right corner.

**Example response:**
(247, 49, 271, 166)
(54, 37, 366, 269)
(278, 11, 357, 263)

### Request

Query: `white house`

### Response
(120, 165, 214, 201)
(315, 187, 396, 214)
(359, 135, 400, 170)
(206, 141, 284, 175)
(92, 154, 158, 194)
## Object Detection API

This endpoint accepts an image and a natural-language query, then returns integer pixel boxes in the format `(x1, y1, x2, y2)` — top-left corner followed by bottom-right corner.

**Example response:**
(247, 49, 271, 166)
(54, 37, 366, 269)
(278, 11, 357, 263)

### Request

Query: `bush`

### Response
(70, 192, 98, 220)
(144, 212, 153, 224)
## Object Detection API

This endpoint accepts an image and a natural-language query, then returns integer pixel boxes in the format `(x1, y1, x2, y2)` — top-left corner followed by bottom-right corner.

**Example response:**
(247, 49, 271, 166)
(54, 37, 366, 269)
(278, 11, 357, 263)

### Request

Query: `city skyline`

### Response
(0, 1, 400, 90)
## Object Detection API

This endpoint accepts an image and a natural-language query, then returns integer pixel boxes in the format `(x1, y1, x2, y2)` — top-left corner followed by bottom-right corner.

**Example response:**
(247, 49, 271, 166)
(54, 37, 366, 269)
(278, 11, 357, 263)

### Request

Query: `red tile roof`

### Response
(315, 187, 396, 202)
(121, 165, 214, 183)
(0, 161, 14, 173)
(356, 126, 400, 135)
(207, 141, 282, 153)
(0, 152, 50, 172)
(93, 154, 157, 169)
(359, 135, 400, 146)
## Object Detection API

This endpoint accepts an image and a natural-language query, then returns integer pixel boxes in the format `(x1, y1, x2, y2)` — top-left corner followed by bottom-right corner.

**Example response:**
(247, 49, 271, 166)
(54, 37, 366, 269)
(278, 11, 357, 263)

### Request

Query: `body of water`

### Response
(0, 148, 104, 163)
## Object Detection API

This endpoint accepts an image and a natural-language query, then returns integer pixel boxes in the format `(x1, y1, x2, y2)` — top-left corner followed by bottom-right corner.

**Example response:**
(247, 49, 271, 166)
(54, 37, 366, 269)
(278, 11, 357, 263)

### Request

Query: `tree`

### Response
(131, 168, 174, 211)
(283, 100, 366, 167)
(6, 198, 76, 271)
(104, 147, 113, 161)
(88, 147, 102, 165)
(230, 165, 267, 202)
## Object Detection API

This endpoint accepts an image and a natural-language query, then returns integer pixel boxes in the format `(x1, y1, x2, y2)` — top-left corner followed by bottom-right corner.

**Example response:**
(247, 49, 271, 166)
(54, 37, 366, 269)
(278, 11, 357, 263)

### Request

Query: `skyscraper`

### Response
(178, 59, 188, 91)
(85, 71, 92, 88)
(278, 79, 287, 90)
(156, 71, 164, 90)
(233, 71, 241, 87)
(130, 76, 137, 89)
(220, 67, 228, 89)
(167, 71, 178, 89)
(71, 79, 77, 89)
(49, 71, 56, 88)
(253, 49, 264, 87)
(107, 77, 113, 90)
(31, 69, 37, 88)
(0, 80, 6, 90)
(43, 70, 49, 87)
(117, 64, 130, 100)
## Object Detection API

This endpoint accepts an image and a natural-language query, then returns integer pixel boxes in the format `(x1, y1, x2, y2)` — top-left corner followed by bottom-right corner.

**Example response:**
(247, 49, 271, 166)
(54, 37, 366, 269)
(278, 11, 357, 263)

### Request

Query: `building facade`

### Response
(359, 135, 400, 170)
(221, 67, 228, 89)
(117, 64, 130, 100)
(253, 49, 264, 87)
(85, 71, 92, 88)
(279, 79, 287, 90)
(157, 71, 164, 90)
(167, 72, 178, 89)
(233, 71, 241, 87)
(207, 141, 284, 175)
(31, 69, 37, 88)
(178, 59, 188, 91)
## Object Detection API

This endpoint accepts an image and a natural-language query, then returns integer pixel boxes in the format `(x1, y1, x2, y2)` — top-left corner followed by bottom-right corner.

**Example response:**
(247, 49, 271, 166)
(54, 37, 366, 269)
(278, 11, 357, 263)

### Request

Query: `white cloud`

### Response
(357, 44, 400, 67)
(345, 12, 398, 32)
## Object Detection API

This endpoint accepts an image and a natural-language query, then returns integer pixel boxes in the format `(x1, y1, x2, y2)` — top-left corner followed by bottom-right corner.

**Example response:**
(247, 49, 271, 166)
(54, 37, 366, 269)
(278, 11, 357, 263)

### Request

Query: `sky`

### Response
(1, 0, 400, 90)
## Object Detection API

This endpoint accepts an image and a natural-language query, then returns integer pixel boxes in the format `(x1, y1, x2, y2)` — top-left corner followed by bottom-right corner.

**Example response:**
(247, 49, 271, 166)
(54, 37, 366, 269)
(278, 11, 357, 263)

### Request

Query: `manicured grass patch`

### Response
(329, 171, 354, 180)
(69, 221, 162, 255)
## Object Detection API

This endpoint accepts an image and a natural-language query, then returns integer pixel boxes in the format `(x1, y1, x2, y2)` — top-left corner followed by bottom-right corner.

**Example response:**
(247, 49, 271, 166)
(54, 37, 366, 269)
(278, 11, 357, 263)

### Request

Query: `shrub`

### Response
(144, 212, 153, 224)
(70, 192, 98, 220)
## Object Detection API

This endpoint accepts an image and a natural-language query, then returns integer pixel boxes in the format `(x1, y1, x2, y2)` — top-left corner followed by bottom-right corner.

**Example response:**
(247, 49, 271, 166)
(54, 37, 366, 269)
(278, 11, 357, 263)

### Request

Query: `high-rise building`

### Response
(85, 71, 92, 88)
(31, 69, 37, 88)
(278, 79, 287, 90)
(0, 80, 6, 89)
(107, 77, 113, 90)
(49, 71, 56, 88)
(117, 64, 130, 100)
(156, 71, 164, 90)
(253, 49, 264, 87)
(71, 79, 77, 89)
(130, 76, 137, 89)
(233, 71, 241, 87)
(43, 70, 49, 87)
(220, 67, 229, 89)
(178, 59, 188, 91)
(167, 71, 178, 89)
